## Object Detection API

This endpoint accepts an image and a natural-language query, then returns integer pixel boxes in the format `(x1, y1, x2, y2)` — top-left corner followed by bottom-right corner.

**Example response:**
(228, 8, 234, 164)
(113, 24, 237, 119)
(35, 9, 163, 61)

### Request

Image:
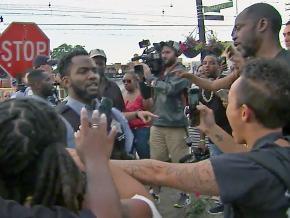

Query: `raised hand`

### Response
(196, 104, 216, 133)
(76, 108, 117, 163)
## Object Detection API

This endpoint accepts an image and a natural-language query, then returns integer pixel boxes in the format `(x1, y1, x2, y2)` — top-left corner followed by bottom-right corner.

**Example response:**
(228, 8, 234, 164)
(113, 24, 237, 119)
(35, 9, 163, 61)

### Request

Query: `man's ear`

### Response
(61, 76, 70, 89)
(241, 104, 254, 123)
(256, 18, 269, 33)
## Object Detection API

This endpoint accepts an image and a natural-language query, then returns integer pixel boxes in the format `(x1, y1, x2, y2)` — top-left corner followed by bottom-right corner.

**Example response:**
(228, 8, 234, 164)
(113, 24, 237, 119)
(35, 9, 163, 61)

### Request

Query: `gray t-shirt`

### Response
(211, 143, 290, 218)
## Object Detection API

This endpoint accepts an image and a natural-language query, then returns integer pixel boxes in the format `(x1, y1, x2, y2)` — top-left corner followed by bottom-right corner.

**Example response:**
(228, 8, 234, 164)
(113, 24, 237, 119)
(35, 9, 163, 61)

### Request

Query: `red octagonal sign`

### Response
(0, 22, 50, 78)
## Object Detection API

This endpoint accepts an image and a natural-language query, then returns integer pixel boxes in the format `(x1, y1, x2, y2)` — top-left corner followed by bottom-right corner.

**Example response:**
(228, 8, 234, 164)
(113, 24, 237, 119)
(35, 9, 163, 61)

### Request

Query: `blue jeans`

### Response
(131, 127, 150, 159)
(208, 143, 223, 157)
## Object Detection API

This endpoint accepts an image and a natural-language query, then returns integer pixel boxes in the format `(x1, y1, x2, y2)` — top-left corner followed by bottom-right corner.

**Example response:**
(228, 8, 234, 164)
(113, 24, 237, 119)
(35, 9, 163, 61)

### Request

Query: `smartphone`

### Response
(188, 86, 200, 127)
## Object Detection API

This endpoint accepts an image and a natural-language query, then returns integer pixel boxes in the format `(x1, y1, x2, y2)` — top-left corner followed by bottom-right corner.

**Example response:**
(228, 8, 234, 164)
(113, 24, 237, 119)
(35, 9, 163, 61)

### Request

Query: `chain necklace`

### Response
(202, 89, 214, 103)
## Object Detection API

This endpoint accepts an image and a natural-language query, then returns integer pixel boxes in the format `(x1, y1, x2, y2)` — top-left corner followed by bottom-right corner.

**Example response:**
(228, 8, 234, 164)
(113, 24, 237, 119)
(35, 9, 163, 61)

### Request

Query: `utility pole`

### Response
(235, 0, 238, 16)
(195, 0, 206, 60)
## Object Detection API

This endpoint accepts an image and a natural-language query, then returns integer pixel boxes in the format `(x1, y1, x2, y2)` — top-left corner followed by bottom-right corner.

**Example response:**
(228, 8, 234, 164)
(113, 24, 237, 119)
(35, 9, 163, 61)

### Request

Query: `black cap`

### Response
(33, 55, 58, 69)
(160, 41, 182, 57)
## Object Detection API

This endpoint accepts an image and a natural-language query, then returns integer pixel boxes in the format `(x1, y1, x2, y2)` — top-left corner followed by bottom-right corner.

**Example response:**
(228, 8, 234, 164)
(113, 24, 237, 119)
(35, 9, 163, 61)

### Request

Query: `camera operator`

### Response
(141, 41, 191, 207)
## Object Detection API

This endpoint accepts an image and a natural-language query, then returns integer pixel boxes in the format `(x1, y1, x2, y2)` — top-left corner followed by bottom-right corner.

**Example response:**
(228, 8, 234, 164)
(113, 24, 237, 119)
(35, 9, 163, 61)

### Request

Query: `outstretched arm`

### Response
(181, 71, 238, 91)
(112, 159, 219, 197)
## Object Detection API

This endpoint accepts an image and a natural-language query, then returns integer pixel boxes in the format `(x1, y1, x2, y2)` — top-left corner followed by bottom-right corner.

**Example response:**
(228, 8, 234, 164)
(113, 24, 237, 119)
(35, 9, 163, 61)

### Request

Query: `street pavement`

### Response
(156, 187, 223, 218)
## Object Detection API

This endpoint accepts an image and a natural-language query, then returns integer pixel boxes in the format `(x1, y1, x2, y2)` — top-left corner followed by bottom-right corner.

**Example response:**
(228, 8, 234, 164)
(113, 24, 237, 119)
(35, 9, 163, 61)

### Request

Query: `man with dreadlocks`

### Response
(0, 98, 161, 218)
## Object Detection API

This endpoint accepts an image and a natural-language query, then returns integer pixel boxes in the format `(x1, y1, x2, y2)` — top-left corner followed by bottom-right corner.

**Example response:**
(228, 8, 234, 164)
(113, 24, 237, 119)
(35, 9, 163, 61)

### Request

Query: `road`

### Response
(156, 187, 223, 218)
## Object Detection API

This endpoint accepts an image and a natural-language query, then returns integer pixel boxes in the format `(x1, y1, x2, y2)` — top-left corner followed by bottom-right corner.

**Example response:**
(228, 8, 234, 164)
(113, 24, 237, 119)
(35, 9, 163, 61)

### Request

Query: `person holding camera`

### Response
(141, 41, 191, 207)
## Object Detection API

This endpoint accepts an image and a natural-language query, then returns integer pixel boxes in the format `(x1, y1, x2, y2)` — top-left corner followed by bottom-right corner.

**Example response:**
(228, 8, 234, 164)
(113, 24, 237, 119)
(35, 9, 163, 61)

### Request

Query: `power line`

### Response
(0, 7, 199, 19)
(35, 23, 234, 27)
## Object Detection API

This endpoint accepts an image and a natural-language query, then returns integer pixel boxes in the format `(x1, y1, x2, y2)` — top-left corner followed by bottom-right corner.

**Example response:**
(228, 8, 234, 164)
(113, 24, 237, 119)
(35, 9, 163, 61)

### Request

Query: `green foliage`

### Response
(51, 43, 86, 60)
(186, 196, 208, 217)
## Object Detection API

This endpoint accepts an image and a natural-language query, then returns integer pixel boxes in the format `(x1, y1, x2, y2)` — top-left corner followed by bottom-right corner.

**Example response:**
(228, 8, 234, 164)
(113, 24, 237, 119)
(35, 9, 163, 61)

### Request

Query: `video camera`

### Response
(131, 40, 163, 76)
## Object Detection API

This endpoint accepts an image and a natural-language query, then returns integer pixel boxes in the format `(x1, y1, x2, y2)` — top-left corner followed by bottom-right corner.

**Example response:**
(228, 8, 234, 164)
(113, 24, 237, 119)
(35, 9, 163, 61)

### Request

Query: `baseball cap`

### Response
(33, 55, 58, 69)
(160, 41, 182, 57)
(89, 49, 107, 60)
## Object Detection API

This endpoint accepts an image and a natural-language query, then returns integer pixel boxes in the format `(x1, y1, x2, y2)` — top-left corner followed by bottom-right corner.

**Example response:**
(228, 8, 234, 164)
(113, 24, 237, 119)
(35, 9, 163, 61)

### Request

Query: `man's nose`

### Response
(231, 30, 237, 41)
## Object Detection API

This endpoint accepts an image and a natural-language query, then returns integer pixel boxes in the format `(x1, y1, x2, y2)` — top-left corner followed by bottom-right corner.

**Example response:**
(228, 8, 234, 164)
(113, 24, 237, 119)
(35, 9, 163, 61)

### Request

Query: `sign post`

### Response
(0, 22, 50, 78)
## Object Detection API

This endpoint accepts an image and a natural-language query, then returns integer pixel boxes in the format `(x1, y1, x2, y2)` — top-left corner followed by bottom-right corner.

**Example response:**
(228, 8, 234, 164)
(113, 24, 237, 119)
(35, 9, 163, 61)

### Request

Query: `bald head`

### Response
(242, 3, 282, 38)
(232, 3, 282, 58)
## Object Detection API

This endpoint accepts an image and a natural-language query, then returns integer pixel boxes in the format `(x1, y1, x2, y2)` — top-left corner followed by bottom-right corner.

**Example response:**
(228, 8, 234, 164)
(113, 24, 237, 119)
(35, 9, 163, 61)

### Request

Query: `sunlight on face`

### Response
(226, 78, 246, 144)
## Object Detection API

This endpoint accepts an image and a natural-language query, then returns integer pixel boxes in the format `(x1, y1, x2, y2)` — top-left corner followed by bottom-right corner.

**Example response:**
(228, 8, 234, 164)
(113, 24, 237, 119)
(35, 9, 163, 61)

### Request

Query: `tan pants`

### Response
(149, 126, 188, 163)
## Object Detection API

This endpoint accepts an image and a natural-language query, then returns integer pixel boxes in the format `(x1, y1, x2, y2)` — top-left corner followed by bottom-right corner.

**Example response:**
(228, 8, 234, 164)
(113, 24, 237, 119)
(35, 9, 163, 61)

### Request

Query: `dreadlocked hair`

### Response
(0, 98, 85, 212)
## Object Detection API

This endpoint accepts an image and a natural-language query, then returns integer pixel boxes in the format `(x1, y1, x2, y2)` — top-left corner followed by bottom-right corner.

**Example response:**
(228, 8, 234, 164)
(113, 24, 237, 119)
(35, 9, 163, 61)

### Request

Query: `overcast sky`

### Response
(0, 0, 288, 63)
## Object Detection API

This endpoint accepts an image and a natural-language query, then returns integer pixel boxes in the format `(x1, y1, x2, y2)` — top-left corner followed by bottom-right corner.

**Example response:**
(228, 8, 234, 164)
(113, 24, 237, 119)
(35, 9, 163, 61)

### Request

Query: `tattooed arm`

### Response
(111, 159, 220, 196)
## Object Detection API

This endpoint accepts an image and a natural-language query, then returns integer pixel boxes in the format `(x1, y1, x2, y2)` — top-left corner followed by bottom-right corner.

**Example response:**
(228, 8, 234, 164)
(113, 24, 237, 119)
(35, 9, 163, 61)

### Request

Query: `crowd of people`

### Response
(0, 2, 290, 218)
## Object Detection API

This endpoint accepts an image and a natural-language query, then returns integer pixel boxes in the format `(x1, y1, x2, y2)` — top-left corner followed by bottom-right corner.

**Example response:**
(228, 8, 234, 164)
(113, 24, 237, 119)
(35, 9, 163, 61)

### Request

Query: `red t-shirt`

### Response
(125, 95, 149, 129)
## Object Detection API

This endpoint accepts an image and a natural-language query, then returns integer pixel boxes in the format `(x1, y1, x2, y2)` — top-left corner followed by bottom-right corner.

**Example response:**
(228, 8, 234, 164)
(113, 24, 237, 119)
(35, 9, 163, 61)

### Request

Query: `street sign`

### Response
(0, 22, 50, 78)
(204, 0, 233, 13)
(204, 15, 224, 21)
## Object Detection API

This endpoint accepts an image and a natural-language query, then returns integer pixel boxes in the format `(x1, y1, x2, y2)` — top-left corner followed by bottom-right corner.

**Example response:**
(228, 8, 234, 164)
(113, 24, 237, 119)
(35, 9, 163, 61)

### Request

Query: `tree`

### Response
(50, 43, 86, 60)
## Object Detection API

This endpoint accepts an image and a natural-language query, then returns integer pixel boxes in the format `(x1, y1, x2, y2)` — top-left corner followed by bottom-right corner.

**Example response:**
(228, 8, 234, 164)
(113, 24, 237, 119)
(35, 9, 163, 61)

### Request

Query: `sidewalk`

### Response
(156, 187, 223, 218)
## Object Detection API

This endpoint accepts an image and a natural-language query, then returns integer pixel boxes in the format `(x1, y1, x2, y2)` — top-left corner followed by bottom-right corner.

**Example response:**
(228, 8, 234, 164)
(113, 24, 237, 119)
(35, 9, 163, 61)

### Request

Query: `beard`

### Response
(238, 44, 257, 58)
(70, 80, 99, 102)
(41, 86, 54, 98)
(162, 57, 177, 68)
(238, 32, 259, 58)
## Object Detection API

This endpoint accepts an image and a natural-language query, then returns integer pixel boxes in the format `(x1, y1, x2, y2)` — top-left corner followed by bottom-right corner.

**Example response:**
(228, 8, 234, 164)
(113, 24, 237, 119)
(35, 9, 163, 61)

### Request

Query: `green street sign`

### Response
(204, 0, 233, 13)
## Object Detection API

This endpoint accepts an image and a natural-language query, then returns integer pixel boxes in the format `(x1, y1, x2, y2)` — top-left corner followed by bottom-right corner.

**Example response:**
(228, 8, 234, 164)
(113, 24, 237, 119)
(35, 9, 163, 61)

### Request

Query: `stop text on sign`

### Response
(1, 40, 47, 62)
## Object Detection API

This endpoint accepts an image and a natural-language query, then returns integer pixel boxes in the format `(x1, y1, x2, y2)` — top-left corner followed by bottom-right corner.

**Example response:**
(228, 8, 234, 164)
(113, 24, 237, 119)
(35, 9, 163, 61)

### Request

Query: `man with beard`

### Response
(27, 69, 55, 103)
(57, 50, 156, 159)
(27, 69, 76, 148)
(182, 3, 290, 91)
(142, 41, 191, 207)
(89, 49, 125, 111)
(181, 2, 290, 138)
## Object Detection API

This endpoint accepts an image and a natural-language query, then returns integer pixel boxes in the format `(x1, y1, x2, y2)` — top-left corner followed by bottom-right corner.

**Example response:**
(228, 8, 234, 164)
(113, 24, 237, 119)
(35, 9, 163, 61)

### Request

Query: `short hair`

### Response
(286, 21, 290, 26)
(202, 54, 218, 64)
(58, 49, 88, 78)
(27, 69, 45, 86)
(244, 3, 282, 38)
(237, 59, 290, 128)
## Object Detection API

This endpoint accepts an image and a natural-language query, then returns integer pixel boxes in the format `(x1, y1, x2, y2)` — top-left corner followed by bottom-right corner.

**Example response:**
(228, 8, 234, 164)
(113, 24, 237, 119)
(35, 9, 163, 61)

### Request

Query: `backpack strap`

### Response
(56, 102, 80, 132)
(246, 146, 290, 194)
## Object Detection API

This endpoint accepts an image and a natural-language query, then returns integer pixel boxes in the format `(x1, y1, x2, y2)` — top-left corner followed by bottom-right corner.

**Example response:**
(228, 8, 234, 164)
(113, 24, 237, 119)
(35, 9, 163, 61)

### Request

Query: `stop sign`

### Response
(0, 22, 50, 78)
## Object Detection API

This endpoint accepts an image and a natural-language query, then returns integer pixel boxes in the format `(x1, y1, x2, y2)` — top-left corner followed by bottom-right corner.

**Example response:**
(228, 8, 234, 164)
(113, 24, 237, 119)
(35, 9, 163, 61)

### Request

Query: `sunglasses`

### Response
(122, 79, 132, 84)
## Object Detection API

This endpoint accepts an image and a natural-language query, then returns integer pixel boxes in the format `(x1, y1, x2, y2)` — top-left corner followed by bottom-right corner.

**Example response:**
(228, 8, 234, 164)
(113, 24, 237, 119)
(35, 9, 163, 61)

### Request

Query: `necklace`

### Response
(202, 89, 214, 103)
